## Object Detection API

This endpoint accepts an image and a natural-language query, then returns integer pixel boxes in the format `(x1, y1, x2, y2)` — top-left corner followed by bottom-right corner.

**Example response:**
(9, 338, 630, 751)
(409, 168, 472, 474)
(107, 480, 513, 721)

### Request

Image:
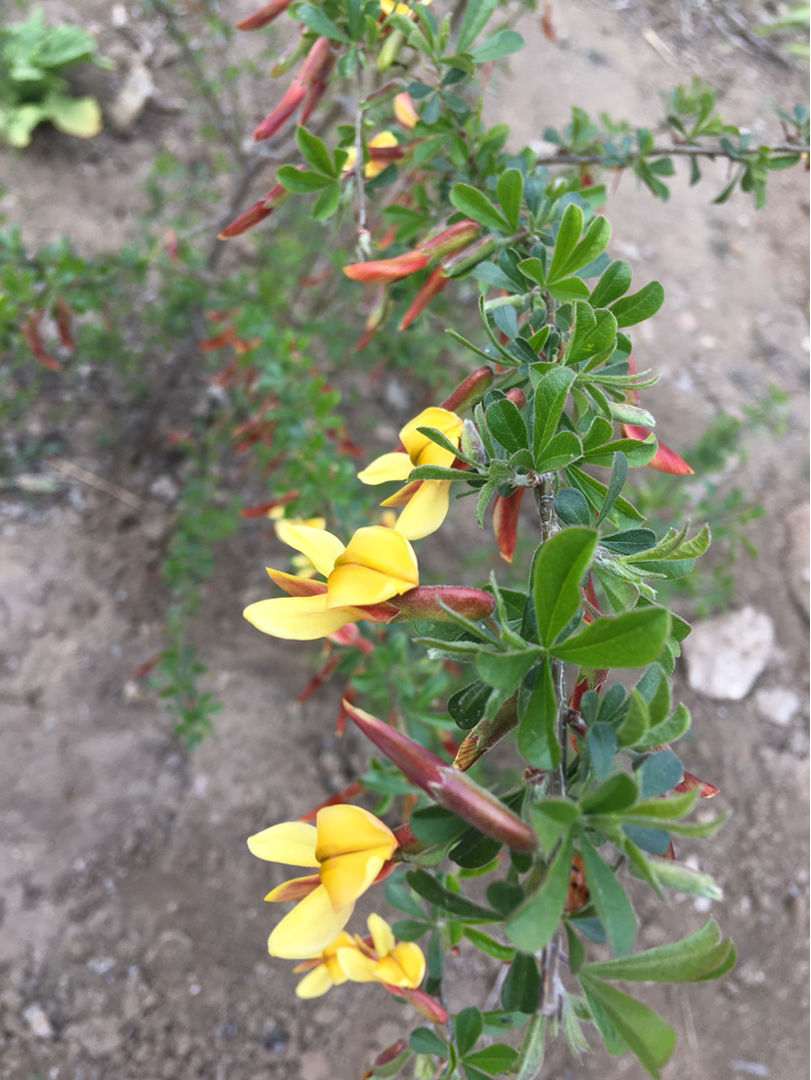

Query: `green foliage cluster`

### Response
(0, 9, 110, 147)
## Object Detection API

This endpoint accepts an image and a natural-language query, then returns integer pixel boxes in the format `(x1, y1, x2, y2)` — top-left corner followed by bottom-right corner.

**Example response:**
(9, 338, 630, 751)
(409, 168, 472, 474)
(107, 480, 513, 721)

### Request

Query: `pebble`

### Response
(754, 686, 802, 726)
(66, 1015, 121, 1057)
(108, 60, 155, 134)
(683, 607, 775, 700)
(23, 1002, 54, 1039)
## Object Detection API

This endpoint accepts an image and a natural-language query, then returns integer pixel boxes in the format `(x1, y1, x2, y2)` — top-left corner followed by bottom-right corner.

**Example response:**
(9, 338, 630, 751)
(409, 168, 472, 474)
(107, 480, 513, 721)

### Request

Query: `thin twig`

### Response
(47, 457, 148, 509)
(354, 68, 369, 250)
(535, 140, 809, 168)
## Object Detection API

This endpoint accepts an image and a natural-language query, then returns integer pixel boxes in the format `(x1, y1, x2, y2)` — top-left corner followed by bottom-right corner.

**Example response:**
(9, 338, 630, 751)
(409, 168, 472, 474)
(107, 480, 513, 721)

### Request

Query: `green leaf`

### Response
(410, 806, 468, 845)
(579, 976, 676, 1077)
(580, 772, 638, 815)
(471, 29, 524, 62)
(587, 722, 617, 782)
(312, 183, 342, 220)
(610, 281, 665, 327)
(621, 791, 697, 820)
(46, 95, 102, 139)
(616, 689, 650, 747)
(554, 216, 612, 281)
(567, 465, 644, 528)
(579, 836, 637, 956)
(457, 0, 499, 52)
(277, 165, 335, 192)
(639, 750, 683, 798)
(296, 3, 349, 41)
(385, 877, 427, 918)
(451, 183, 511, 232)
(406, 870, 499, 921)
(448, 680, 493, 730)
(635, 703, 691, 749)
(547, 203, 583, 284)
(408, 464, 468, 481)
(590, 260, 632, 307)
(517, 257, 545, 286)
(497, 168, 524, 232)
(595, 450, 628, 527)
(518, 658, 559, 768)
(505, 831, 574, 952)
(552, 607, 669, 668)
(295, 126, 336, 176)
(391, 918, 431, 941)
(533, 367, 576, 456)
(464, 926, 516, 961)
(644, 858, 724, 901)
(547, 276, 591, 301)
(455, 1006, 484, 1057)
(486, 397, 528, 453)
(534, 430, 583, 472)
(476, 649, 540, 689)
(463, 1045, 519, 1075)
(501, 951, 540, 1013)
(555, 487, 592, 526)
(566, 303, 618, 366)
(410, 1027, 448, 1056)
(533, 526, 598, 646)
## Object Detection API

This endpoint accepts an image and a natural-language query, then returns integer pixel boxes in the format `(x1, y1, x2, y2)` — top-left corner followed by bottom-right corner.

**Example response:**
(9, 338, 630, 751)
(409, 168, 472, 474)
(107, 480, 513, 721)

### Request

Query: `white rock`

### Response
(754, 686, 802, 726)
(107, 60, 154, 133)
(23, 1003, 54, 1039)
(684, 607, 775, 700)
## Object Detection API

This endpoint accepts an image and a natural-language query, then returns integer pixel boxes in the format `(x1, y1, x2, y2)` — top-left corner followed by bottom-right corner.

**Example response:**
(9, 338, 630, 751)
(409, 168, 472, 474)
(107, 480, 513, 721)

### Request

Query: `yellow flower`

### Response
(342, 131, 400, 179)
(379, 0, 431, 16)
(338, 913, 426, 989)
(291, 915, 424, 998)
(243, 523, 419, 640)
(358, 407, 464, 540)
(248, 805, 398, 959)
(269, 511, 327, 578)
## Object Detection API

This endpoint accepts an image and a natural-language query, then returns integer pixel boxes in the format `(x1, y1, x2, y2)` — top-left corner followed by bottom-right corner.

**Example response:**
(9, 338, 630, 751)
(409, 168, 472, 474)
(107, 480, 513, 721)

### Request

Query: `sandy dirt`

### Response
(1, 2, 808, 1079)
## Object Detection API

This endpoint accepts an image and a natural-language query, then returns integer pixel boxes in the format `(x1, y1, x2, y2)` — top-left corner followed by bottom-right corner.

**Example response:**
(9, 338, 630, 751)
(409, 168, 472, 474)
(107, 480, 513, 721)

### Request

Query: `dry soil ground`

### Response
(1, 2, 809, 1079)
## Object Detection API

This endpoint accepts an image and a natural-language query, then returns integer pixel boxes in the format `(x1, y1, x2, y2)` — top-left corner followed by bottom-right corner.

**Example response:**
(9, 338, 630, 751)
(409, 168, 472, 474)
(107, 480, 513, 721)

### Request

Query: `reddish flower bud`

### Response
(505, 387, 527, 409)
(452, 696, 518, 772)
(298, 36, 333, 86)
(54, 298, 75, 353)
(622, 424, 694, 476)
(344, 702, 536, 852)
(672, 770, 719, 799)
(389, 585, 495, 622)
(440, 365, 494, 414)
(236, 0, 294, 30)
(21, 312, 61, 371)
(389, 986, 450, 1023)
(493, 488, 525, 563)
(419, 219, 481, 259)
(399, 268, 449, 330)
(343, 250, 431, 284)
(253, 81, 307, 141)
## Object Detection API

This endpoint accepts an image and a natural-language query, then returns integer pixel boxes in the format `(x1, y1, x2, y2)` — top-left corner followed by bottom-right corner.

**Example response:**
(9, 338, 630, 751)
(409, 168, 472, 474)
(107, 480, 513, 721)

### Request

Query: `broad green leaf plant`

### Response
(0, 10, 111, 148)
(212, 1, 806, 1076)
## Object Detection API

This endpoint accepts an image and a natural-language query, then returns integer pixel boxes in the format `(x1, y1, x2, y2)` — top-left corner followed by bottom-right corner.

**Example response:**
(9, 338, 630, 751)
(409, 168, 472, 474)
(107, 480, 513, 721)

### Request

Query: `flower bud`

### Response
(376, 28, 405, 72)
(419, 219, 481, 259)
(460, 420, 488, 466)
(441, 234, 499, 278)
(440, 365, 494, 414)
(389, 585, 495, 622)
(236, 0, 294, 30)
(343, 250, 431, 284)
(493, 488, 525, 563)
(505, 387, 527, 409)
(399, 268, 448, 330)
(344, 702, 536, 852)
(453, 696, 518, 771)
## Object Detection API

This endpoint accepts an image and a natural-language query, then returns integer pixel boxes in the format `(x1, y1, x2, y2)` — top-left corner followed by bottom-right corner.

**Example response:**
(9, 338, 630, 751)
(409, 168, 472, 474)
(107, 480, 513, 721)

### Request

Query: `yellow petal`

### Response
(268, 884, 354, 959)
(328, 527, 418, 605)
(399, 407, 462, 464)
(393, 480, 451, 540)
(266, 568, 327, 596)
(320, 850, 387, 910)
(357, 451, 412, 486)
(367, 912, 396, 957)
(264, 873, 320, 902)
(295, 965, 336, 998)
(274, 522, 345, 576)
(375, 943, 425, 988)
(244, 594, 362, 640)
(315, 805, 398, 861)
(336, 946, 379, 983)
(247, 821, 319, 866)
